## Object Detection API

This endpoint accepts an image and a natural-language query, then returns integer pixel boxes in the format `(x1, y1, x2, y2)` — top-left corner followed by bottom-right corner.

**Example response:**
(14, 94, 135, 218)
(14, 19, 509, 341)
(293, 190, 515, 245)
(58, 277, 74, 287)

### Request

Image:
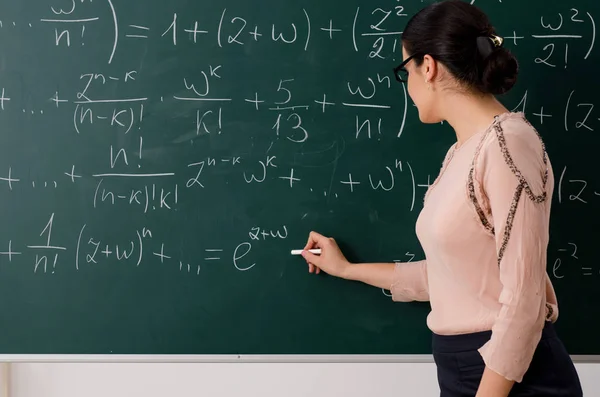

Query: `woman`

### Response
(299, 1, 583, 396)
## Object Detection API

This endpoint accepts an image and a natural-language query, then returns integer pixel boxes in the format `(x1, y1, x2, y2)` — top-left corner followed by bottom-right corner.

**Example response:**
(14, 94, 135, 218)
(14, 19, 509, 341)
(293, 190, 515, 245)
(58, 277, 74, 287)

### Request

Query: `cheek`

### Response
(407, 79, 417, 102)
(407, 80, 424, 107)
(407, 81, 434, 121)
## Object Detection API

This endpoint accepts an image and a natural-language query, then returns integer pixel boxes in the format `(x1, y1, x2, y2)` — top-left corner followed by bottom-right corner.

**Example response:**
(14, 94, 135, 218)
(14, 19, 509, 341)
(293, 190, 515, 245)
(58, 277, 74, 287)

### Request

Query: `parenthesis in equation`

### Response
(585, 12, 596, 60)
(302, 9, 311, 51)
(352, 7, 360, 52)
(144, 185, 149, 213)
(125, 107, 134, 134)
(93, 178, 104, 208)
(217, 8, 227, 48)
(406, 161, 416, 212)
(107, 0, 119, 64)
(136, 230, 143, 266)
(75, 224, 87, 270)
(558, 165, 567, 204)
(397, 82, 408, 138)
(73, 104, 82, 134)
(564, 90, 575, 132)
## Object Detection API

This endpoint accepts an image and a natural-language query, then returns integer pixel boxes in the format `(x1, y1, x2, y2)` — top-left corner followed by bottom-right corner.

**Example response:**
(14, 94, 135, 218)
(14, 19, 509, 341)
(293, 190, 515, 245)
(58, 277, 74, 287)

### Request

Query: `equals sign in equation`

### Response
(581, 267, 594, 276)
(204, 248, 223, 261)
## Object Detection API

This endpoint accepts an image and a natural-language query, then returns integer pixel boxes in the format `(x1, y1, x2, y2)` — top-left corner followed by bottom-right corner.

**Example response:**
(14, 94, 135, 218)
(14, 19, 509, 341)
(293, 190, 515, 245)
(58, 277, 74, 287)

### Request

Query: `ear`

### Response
(422, 54, 438, 83)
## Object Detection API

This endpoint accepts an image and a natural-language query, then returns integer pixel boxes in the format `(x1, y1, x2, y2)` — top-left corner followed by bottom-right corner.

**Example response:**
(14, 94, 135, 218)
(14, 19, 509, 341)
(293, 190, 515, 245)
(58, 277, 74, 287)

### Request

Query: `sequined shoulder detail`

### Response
(506, 116, 550, 203)
(494, 115, 549, 265)
(468, 113, 550, 265)
(467, 119, 497, 235)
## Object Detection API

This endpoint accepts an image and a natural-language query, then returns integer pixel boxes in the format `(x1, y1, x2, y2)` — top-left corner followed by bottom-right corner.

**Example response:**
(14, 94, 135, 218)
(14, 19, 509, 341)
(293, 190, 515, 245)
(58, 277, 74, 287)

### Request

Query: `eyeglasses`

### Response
(393, 53, 421, 83)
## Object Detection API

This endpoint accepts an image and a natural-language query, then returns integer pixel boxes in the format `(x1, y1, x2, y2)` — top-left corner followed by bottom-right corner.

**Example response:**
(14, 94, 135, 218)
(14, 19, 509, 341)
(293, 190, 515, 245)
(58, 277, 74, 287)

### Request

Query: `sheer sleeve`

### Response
(474, 118, 554, 383)
(390, 260, 429, 302)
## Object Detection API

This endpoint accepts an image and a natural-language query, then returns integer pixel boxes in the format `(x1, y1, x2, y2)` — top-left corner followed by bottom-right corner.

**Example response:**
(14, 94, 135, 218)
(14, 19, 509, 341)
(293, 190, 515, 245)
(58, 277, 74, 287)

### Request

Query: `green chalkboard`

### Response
(0, 0, 598, 356)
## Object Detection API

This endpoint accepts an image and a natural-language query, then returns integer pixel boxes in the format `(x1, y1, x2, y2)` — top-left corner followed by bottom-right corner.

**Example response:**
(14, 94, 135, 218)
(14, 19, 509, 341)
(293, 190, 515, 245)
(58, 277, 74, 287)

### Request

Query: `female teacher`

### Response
(300, 1, 583, 396)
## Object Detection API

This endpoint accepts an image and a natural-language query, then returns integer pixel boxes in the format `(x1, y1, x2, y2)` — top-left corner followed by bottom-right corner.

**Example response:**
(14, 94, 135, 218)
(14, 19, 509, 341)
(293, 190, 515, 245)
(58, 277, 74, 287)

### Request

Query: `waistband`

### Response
(432, 321, 556, 354)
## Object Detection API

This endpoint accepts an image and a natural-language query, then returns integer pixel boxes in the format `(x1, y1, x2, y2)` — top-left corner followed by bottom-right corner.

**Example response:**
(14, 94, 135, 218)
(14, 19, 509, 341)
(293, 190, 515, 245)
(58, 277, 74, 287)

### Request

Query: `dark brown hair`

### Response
(401, 0, 518, 95)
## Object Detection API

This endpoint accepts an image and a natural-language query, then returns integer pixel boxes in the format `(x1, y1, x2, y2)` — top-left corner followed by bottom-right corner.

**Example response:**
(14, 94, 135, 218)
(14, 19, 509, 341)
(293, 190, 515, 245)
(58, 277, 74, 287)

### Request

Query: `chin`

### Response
(417, 110, 442, 124)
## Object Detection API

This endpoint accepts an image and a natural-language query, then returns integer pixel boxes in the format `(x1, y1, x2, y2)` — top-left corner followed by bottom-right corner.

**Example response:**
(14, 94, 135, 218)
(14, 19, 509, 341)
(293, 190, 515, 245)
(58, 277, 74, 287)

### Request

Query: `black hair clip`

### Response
(476, 34, 503, 58)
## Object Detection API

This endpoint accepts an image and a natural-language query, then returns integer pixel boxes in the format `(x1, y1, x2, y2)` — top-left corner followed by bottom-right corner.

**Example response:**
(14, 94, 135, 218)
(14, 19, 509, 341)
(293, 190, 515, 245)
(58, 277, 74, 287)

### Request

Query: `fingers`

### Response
(301, 250, 321, 266)
(304, 231, 327, 250)
(304, 231, 327, 275)
(303, 232, 316, 251)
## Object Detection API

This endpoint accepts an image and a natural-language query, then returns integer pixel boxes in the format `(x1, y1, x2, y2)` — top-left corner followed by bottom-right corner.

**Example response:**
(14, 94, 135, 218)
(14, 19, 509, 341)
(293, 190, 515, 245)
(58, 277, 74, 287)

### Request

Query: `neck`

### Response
(437, 91, 510, 148)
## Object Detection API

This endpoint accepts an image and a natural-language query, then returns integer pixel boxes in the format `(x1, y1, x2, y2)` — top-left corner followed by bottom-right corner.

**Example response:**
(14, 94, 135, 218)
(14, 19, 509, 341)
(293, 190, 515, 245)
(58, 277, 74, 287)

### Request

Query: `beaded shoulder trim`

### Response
(468, 113, 549, 265)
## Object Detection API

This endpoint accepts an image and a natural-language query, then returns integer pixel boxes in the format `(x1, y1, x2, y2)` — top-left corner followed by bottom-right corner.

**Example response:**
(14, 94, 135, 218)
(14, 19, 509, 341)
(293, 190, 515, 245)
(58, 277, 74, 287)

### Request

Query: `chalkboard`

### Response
(0, 0, 598, 357)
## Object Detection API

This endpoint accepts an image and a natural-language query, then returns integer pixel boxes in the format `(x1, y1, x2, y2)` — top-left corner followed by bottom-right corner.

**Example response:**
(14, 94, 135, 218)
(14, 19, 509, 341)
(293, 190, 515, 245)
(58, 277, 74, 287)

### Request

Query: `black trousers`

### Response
(432, 321, 583, 396)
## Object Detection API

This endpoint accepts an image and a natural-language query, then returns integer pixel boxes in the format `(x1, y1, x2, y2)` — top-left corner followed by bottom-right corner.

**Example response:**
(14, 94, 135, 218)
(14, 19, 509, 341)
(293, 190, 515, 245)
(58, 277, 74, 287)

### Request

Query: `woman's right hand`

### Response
(301, 231, 351, 278)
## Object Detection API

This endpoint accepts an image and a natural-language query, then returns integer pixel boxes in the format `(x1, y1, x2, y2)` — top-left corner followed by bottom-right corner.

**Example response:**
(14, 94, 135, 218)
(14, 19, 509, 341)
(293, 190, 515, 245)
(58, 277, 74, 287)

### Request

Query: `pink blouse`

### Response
(390, 112, 559, 383)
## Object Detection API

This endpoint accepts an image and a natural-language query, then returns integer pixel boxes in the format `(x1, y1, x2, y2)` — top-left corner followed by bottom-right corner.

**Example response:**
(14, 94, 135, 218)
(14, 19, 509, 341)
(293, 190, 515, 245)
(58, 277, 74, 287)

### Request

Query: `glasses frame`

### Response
(393, 53, 422, 83)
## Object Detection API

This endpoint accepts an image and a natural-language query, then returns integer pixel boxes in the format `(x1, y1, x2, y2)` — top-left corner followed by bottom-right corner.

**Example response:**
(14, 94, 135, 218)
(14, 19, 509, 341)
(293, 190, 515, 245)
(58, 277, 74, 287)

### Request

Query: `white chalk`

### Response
(291, 249, 322, 255)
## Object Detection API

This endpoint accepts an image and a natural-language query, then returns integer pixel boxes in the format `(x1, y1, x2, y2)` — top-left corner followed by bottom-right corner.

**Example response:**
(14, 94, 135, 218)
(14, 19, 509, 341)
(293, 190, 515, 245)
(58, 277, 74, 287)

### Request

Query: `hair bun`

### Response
(480, 47, 519, 95)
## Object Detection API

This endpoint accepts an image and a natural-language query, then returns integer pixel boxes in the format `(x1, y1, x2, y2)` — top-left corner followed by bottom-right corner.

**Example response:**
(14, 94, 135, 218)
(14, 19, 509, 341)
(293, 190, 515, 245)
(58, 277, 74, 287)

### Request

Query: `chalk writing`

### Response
(0, 0, 596, 289)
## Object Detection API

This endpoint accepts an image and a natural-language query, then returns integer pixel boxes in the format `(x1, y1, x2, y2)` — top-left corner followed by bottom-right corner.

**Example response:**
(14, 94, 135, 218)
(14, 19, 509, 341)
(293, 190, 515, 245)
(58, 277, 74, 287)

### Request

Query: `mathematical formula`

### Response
(0, 0, 597, 286)
(0, 212, 273, 275)
(4, 3, 588, 66)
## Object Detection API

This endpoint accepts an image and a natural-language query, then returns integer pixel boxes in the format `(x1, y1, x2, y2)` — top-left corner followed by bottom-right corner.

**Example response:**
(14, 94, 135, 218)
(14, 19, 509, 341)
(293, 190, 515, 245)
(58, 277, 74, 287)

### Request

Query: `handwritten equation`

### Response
(0, 0, 598, 286)
(0, 212, 279, 275)
(2, 3, 587, 66)
(0, 157, 427, 213)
